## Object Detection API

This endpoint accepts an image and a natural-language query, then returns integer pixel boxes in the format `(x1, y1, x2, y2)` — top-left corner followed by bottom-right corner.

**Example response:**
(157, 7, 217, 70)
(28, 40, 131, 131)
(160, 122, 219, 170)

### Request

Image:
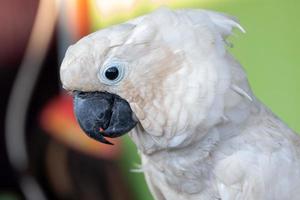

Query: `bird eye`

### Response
(98, 59, 126, 85)
(105, 66, 119, 80)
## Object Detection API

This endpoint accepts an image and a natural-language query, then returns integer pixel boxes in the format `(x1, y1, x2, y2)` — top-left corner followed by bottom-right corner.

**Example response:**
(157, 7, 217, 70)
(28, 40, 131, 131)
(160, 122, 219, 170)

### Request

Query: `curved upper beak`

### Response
(73, 91, 138, 145)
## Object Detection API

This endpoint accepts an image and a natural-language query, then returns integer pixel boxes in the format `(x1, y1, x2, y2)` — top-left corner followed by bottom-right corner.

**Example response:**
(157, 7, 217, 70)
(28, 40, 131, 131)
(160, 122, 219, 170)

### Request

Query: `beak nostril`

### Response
(73, 90, 87, 97)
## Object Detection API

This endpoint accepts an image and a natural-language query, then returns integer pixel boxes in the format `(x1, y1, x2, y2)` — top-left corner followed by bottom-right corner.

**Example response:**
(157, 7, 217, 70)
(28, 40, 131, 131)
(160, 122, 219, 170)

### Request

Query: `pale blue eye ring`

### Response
(98, 59, 126, 85)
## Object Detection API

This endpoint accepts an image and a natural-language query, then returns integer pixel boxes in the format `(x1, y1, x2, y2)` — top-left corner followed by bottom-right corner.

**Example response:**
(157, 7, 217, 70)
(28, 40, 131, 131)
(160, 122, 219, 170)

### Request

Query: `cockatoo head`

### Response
(60, 8, 248, 150)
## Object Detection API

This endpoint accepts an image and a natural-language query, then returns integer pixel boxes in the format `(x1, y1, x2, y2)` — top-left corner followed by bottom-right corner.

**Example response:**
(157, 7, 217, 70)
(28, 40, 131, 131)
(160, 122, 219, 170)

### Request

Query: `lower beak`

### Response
(73, 91, 138, 145)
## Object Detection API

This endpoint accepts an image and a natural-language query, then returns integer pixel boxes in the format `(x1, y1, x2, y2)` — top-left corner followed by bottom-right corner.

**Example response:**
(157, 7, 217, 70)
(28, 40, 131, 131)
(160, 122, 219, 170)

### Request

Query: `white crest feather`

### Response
(203, 10, 246, 36)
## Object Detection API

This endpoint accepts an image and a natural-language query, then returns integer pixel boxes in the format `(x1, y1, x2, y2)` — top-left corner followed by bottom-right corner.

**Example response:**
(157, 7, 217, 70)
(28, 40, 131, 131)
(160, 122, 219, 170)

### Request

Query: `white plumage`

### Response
(60, 8, 300, 200)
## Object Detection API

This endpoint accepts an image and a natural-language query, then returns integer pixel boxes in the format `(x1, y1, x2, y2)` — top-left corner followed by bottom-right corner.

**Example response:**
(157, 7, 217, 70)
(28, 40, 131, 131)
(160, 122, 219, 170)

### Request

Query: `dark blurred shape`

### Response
(0, 0, 39, 197)
(0, 0, 38, 68)
(1, 0, 136, 199)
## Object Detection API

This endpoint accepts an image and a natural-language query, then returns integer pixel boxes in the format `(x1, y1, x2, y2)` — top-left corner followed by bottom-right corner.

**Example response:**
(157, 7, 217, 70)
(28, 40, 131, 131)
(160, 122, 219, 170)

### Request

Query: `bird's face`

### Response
(60, 8, 239, 146)
(60, 16, 188, 144)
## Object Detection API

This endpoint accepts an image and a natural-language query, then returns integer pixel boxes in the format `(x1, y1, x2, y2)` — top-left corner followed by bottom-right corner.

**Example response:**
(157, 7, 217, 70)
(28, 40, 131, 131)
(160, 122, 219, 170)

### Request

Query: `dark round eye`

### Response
(98, 59, 126, 85)
(104, 67, 119, 80)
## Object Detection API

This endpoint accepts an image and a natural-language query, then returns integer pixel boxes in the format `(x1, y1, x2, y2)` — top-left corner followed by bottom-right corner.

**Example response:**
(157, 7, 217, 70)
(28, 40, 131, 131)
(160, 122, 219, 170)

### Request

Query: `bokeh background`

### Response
(0, 0, 299, 199)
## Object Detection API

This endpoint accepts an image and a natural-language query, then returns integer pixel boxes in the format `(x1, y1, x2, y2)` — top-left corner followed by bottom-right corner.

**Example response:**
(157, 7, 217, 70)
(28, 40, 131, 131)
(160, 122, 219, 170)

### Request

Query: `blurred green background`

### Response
(98, 1, 300, 199)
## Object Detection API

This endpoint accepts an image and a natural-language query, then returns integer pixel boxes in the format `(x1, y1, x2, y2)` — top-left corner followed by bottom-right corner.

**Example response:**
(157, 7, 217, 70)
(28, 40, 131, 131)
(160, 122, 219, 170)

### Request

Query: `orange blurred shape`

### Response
(40, 94, 121, 160)
(74, 0, 90, 37)
(66, 0, 91, 38)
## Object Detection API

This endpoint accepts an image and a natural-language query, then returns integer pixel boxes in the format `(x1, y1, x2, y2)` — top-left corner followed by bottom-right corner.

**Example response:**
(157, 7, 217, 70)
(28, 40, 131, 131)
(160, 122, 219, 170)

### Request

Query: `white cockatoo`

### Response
(60, 8, 300, 200)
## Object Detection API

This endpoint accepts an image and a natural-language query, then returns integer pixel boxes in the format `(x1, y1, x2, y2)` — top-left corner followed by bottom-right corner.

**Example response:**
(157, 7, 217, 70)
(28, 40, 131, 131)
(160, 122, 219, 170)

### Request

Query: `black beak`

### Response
(73, 91, 138, 145)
